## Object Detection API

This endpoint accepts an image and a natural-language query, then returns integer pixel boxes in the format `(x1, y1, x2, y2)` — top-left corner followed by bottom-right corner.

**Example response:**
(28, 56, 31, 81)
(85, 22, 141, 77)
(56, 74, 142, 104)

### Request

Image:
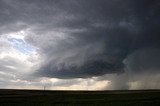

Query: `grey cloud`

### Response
(37, 60, 123, 79)
(124, 48, 160, 73)
(27, 0, 160, 79)
(0, 0, 160, 82)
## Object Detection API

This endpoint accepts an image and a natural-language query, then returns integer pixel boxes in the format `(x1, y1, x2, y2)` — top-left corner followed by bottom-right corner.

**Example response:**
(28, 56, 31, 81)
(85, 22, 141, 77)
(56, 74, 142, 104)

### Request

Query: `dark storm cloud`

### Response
(37, 60, 124, 79)
(124, 48, 160, 73)
(1, 0, 160, 79)
(33, 0, 160, 78)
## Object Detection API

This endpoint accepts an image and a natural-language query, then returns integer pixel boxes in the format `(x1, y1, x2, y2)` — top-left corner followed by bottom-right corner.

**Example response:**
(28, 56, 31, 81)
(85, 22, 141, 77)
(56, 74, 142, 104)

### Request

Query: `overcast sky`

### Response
(0, 0, 160, 90)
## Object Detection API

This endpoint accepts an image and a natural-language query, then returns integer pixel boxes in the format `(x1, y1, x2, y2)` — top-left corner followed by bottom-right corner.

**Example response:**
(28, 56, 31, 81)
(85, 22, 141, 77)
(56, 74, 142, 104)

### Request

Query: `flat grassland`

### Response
(0, 89, 160, 106)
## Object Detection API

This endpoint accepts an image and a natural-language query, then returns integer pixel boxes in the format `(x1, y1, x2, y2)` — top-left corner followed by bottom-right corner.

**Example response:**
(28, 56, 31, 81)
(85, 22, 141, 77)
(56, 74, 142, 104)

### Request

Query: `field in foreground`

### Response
(0, 89, 160, 106)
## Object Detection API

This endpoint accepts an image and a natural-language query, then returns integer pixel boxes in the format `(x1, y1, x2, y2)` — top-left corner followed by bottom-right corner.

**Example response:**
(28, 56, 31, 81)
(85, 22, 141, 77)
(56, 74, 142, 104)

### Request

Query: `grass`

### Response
(0, 89, 160, 106)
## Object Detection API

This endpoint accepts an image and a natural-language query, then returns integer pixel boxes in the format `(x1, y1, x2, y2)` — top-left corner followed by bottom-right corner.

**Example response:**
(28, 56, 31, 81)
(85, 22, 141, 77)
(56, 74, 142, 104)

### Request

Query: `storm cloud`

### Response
(27, 0, 160, 78)
(0, 0, 160, 89)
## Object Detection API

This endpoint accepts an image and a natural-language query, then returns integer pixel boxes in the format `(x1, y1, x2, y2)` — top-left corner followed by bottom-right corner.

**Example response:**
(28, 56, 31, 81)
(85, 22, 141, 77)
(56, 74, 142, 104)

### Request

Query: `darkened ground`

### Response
(0, 89, 160, 106)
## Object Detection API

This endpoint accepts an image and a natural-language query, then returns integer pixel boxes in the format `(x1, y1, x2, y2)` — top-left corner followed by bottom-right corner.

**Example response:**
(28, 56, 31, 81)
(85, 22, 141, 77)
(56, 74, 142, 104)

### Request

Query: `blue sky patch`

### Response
(8, 37, 36, 54)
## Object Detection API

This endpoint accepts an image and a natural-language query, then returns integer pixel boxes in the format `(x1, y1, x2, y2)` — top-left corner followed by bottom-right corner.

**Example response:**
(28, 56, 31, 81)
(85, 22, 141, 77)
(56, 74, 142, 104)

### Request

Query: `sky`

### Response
(0, 0, 160, 90)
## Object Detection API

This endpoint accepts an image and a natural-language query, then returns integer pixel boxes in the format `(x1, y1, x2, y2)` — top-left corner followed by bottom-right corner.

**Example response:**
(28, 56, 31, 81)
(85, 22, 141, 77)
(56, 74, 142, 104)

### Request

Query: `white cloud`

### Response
(0, 30, 42, 89)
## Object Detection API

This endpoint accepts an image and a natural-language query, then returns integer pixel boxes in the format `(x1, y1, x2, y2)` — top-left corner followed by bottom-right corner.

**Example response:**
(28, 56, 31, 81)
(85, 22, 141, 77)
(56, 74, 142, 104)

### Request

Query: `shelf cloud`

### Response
(0, 0, 160, 90)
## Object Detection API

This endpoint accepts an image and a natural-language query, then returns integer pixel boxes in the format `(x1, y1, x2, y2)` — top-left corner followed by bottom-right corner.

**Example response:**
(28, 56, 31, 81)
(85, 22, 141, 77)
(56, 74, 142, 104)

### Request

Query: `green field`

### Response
(0, 89, 160, 106)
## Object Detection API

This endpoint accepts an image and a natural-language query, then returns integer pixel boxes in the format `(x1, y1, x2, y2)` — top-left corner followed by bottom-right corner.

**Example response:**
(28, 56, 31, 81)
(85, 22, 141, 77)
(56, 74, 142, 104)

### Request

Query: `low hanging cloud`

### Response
(0, 0, 160, 89)
(26, 0, 160, 79)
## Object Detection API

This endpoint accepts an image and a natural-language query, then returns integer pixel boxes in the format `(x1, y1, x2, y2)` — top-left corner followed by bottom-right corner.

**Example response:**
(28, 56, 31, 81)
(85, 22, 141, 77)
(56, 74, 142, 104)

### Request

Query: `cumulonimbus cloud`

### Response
(27, 0, 160, 79)
(0, 0, 160, 89)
